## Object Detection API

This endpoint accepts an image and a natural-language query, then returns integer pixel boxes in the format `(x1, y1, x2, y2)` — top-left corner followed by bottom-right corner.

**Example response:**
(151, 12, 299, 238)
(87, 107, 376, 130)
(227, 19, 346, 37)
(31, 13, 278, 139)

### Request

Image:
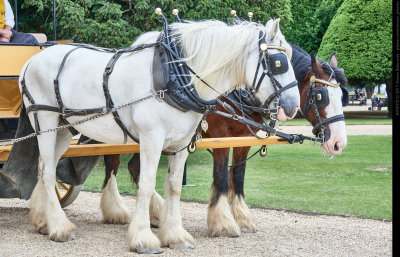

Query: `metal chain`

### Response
(0, 91, 164, 147)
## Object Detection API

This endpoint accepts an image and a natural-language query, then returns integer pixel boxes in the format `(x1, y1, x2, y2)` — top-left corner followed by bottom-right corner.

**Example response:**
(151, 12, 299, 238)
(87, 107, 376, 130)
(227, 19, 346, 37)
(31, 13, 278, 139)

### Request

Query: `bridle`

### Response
(249, 31, 298, 113)
(302, 69, 349, 140)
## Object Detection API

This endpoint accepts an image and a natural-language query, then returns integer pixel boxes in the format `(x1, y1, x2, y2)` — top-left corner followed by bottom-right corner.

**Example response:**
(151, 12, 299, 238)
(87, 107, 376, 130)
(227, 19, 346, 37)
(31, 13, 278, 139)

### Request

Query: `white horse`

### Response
(19, 19, 299, 253)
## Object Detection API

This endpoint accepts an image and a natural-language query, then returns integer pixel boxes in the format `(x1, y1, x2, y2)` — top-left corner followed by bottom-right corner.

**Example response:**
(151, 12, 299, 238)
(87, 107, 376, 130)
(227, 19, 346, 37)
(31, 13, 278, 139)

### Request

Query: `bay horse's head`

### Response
(298, 51, 348, 155)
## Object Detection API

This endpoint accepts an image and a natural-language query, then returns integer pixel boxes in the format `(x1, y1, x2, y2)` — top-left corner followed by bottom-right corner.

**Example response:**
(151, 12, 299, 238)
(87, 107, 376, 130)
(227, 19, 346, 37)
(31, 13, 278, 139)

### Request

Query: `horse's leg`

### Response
(158, 150, 194, 249)
(128, 137, 163, 254)
(128, 153, 164, 228)
(29, 113, 75, 241)
(207, 148, 241, 237)
(100, 154, 131, 224)
(228, 146, 256, 233)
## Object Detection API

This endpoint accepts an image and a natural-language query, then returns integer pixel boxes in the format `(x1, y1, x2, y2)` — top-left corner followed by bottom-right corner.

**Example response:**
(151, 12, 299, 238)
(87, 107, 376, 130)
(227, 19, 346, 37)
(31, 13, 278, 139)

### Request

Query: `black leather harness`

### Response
(302, 75, 349, 137)
(21, 43, 158, 144)
(153, 31, 218, 114)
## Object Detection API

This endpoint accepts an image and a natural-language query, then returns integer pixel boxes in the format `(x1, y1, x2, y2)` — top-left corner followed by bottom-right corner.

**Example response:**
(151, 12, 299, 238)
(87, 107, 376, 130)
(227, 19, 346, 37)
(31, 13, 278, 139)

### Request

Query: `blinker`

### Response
(269, 53, 289, 75)
(314, 87, 330, 107)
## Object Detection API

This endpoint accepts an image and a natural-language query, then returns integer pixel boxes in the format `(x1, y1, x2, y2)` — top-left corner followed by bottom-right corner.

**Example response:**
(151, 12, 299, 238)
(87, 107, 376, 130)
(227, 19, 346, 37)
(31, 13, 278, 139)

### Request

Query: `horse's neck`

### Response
(193, 79, 231, 101)
(299, 71, 312, 104)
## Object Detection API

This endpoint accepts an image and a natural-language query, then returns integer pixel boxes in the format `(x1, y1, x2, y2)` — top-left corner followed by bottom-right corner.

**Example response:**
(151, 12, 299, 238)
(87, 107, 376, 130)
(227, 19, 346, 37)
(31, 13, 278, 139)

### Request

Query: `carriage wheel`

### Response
(55, 181, 82, 208)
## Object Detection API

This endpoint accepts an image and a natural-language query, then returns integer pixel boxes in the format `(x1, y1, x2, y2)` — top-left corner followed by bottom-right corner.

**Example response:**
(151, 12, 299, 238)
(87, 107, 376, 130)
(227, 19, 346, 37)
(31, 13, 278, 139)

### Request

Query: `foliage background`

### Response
(18, 0, 292, 48)
(284, 0, 344, 54)
(317, 0, 392, 115)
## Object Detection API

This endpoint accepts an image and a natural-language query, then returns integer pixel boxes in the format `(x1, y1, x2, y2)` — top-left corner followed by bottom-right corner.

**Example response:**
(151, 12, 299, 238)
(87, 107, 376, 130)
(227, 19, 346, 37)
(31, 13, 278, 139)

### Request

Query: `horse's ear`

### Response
(265, 19, 273, 28)
(311, 52, 322, 72)
(329, 52, 338, 67)
(268, 18, 281, 41)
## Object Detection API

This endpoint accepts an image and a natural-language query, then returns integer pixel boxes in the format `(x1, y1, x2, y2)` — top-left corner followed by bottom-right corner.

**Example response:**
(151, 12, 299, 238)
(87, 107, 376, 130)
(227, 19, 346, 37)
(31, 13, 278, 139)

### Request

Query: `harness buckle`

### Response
(105, 66, 113, 74)
(155, 90, 165, 102)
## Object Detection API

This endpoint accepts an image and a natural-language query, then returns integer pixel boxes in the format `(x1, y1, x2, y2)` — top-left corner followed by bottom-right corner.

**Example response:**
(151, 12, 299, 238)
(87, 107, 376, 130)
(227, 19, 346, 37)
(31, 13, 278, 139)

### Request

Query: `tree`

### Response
(20, 0, 139, 48)
(317, 0, 392, 116)
(17, 0, 292, 48)
(283, 0, 343, 53)
(117, 0, 293, 32)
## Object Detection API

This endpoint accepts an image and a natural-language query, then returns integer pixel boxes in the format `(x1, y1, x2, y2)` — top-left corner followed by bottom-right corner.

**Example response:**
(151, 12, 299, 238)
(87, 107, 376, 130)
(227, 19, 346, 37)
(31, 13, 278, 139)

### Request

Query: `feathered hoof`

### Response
(128, 228, 162, 254)
(48, 220, 77, 242)
(159, 226, 195, 250)
(208, 225, 241, 238)
(135, 246, 163, 254)
(29, 209, 48, 235)
(239, 223, 257, 233)
(103, 210, 131, 224)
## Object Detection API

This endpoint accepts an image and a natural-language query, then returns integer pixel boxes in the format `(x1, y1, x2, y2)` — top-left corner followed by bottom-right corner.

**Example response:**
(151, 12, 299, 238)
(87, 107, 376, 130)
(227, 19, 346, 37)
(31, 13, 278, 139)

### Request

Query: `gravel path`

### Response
(0, 191, 392, 257)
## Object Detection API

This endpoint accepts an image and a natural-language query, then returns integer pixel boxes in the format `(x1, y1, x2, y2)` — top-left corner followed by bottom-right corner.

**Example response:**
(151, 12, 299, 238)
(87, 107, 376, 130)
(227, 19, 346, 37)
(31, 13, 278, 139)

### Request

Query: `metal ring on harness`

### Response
(187, 142, 196, 154)
(260, 145, 267, 157)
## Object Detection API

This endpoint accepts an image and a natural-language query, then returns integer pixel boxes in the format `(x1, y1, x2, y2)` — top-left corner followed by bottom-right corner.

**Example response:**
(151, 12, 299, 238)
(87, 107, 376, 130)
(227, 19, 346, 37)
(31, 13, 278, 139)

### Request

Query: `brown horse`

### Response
(99, 43, 349, 237)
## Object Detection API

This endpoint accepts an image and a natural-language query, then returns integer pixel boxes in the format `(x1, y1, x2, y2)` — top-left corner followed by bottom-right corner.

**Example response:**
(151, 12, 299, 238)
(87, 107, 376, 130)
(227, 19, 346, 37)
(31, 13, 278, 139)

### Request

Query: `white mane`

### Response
(170, 20, 291, 98)
(171, 20, 262, 96)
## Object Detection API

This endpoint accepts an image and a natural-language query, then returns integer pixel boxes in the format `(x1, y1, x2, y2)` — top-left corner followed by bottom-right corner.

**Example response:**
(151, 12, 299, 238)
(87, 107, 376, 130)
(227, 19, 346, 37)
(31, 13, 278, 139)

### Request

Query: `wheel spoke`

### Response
(55, 185, 61, 200)
(58, 182, 70, 190)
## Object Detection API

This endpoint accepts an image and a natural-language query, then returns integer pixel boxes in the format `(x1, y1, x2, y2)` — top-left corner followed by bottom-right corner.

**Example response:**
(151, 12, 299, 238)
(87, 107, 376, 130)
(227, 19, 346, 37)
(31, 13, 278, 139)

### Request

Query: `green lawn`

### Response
(82, 135, 392, 220)
(284, 117, 392, 126)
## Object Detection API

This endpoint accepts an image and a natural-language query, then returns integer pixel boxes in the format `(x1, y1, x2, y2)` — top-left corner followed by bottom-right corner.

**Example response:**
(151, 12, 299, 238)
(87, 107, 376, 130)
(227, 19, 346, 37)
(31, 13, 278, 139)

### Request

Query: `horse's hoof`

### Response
(169, 241, 195, 250)
(103, 214, 131, 224)
(49, 221, 77, 242)
(208, 224, 241, 238)
(208, 229, 241, 238)
(135, 247, 163, 254)
(50, 231, 76, 242)
(241, 228, 257, 233)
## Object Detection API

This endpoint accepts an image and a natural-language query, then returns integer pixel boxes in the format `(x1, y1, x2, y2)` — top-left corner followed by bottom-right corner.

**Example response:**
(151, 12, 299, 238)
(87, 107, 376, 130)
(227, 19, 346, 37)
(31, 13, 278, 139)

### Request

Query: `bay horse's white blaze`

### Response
(101, 174, 131, 224)
(322, 54, 347, 156)
(20, 19, 299, 253)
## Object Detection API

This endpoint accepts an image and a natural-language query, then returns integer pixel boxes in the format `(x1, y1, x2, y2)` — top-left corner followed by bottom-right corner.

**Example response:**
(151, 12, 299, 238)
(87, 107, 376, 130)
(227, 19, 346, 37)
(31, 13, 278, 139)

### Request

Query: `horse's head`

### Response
(300, 53, 348, 155)
(245, 19, 300, 121)
(172, 19, 299, 121)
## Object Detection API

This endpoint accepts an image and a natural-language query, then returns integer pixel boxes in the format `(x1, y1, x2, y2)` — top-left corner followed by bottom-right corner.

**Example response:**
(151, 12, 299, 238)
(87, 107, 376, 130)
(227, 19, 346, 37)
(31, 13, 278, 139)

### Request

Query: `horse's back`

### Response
(20, 42, 156, 109)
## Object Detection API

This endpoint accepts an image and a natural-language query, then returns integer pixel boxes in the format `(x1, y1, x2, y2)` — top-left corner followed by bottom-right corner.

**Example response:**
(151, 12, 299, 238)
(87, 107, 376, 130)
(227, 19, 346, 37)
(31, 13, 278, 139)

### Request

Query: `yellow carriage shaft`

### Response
(0, 136, 287, 161)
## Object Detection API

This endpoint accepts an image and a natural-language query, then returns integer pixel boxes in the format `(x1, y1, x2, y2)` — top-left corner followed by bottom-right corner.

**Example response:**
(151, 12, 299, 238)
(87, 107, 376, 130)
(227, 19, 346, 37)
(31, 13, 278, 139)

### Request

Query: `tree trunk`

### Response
(365, 86, 374, 99)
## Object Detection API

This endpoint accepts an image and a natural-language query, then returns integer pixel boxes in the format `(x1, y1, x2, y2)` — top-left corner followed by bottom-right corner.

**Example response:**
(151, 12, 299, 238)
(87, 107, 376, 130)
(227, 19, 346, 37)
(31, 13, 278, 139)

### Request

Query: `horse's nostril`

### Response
(334, 143, 339, 151)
